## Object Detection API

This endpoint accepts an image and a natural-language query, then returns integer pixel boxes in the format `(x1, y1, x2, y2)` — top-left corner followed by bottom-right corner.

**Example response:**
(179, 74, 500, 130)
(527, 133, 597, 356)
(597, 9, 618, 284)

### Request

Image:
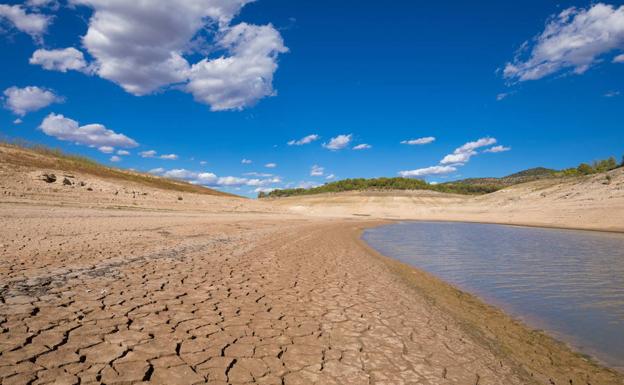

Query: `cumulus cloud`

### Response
(484, 145, 511, 153)
(241, 158, 252, 164)
(614, 54, 624, 63)
(30, 48, 90, 73)
(353, 143, 371, 150)
(264, 162, 277, 168)
(310, 165, 324, 176)
(148, 167, 165, 175)
(186, 23, 288, 110)
(159, 154, 178, 160)
(3, 86, 63, 116)
(503, 3, 624, 82)
(401, 137, 435, 145)
(117, 150, 130, 155)
(39, 113, 139, 150)
(323, 134, 352, 150)
(297, 181, 319, 189)
(109, 155, 121, 162)
(98, 146, 114, 154)
(440, 137, 497, 165)
(13, 118, 22, 124)
(398, 165, 457, 178)
(325, 174, 336, 180)
(0, 4, 51, 42)
(139, 150, 157, 158)
(40, 0, 286, 110)
(151, 167, 279, 188)
(288, 134, 319, 146)
(254, 187, 276, 193)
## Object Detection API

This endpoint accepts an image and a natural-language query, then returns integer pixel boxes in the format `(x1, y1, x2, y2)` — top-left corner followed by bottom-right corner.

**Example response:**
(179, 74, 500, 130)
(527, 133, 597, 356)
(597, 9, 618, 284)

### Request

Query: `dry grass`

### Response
(0, 140, 236, 197)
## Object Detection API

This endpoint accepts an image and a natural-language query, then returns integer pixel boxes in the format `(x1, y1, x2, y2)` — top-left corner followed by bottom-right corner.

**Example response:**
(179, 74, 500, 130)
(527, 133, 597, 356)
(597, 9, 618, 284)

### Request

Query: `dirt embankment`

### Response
(1, 146, 624, 384)
(269, 168, 624, 232)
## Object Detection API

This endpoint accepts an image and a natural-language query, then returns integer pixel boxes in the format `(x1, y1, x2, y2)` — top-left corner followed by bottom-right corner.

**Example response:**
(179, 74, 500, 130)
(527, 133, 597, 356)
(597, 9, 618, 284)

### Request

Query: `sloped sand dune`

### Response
(1, 146, 623, 384)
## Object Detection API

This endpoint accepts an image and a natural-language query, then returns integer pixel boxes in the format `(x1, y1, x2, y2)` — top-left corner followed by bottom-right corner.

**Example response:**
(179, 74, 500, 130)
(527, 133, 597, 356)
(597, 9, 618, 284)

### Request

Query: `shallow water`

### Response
(363, 221, 624, 371)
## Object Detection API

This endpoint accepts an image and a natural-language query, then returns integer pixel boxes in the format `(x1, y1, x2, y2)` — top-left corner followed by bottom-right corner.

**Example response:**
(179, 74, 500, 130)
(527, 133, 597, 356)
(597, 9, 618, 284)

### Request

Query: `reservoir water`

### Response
(363, 221, 624, 371)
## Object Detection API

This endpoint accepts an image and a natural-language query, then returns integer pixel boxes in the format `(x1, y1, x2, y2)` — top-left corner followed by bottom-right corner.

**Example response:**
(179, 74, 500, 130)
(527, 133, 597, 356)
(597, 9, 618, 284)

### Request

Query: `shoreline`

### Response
(1, 201, 623, 384)
(352, 222, 624, 384)
(373, 216, 624, 235)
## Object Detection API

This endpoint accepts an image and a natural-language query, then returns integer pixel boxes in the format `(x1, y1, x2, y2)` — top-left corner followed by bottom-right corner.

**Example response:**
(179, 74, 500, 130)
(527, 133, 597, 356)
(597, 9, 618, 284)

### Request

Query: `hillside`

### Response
(0, 142, 283, 214)
(262, 158, 622, 199)
(0, 142, 233, 197)
(269, 167, 624, 232)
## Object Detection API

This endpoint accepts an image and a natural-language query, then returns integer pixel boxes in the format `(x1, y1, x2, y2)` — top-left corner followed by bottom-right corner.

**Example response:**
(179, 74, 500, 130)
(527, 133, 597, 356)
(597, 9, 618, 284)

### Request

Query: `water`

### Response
(363, 221, 624, 371)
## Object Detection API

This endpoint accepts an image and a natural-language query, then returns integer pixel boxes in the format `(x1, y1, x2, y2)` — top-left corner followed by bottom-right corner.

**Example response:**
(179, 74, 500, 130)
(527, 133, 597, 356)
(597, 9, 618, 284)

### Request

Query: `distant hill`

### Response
(453, 167, 558, 188)
(262, 158, 622, 199)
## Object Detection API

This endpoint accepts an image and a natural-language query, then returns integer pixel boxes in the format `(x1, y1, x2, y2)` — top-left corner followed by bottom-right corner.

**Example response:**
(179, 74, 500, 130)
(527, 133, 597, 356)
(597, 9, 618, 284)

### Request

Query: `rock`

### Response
(62, 178, 73, 186)
(41, 174, 56, 183)
(86, 187, 93, 191)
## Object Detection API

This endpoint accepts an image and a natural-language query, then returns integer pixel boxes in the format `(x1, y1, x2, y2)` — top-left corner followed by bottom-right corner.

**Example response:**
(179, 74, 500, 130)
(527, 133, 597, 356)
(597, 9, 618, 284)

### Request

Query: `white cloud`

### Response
(265, 162, 277, 168)
(496, 93, 511, 101)
(399, 165, 457, 178)
(484, 145, 511, 153)
(117, 149, 130, 155)
(254, 187, 276, 193)
(139, 150, 157, 158)
(109, 155, 121, 162)
(3, 86, 63, 116)
(241, 158, 252, 164)
(0, 4, 51, 41)
(45, 0, 286, 110)
(98, 145, 114, 154)
(310, 165, 324, 176)
(504, 4, 624, 82)
(440, 137, 497, 165)
(151, 167, 280, 188)
(159, 154, 178, 160)
(148, 167, 165, 174)
(288, 134, 319, 146)
(186, 23, 288, 111)
(297, 181, 319, 189)
(353, 143, 371, 150)
(199, 160, 207, 165)
(325, 174, 336, 180)
(604, 90, 620, 97)
(13, 118, 22, 124)
(401, 136, 435, 145)
(39, 113, 139, 149)
(614, 54, 624, 63)
(244, 172, 273, 177)
(26, 0, 60, 10)
(323, 134, 352, 150)
(30, 48, 90, 73)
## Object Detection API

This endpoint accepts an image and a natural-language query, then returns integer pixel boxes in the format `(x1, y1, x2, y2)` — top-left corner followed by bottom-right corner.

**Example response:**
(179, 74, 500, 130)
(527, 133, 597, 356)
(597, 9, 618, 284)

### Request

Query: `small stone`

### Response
(41, 173, 56, 183)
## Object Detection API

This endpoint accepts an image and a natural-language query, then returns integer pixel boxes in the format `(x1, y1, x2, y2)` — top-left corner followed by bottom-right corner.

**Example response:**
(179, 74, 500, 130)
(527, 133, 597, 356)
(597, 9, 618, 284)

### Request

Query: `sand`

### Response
(1, 148, 624, 384)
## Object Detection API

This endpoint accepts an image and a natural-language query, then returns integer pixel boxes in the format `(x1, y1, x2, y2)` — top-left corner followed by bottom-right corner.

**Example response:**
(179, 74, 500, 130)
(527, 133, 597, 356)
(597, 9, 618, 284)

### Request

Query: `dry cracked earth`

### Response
(0, 205, 599, 385)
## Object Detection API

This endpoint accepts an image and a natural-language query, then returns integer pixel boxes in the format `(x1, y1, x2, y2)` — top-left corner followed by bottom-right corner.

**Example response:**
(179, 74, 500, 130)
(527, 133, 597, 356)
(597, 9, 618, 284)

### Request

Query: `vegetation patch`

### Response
(261, 157, 622, 199)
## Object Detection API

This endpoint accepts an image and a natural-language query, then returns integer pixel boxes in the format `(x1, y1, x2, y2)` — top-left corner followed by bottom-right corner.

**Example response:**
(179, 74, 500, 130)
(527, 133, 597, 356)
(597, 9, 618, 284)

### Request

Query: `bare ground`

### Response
(1, 147, 624, 384)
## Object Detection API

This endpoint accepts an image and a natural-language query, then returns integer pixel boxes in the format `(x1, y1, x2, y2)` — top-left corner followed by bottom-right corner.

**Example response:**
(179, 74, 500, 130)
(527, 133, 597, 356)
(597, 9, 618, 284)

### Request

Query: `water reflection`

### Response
(363, 221, 624, 371)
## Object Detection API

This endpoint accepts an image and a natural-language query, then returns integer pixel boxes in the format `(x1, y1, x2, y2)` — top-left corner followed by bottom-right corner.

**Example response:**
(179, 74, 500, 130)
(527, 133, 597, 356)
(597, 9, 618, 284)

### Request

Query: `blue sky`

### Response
(1, 0, 623, 197)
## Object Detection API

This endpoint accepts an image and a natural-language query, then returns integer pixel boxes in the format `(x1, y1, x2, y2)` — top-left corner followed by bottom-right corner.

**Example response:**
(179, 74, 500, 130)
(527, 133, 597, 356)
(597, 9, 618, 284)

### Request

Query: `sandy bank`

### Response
(2, 149, 624, 384)
(0, 203, 622, 384)
(270, 168, 624, 233)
